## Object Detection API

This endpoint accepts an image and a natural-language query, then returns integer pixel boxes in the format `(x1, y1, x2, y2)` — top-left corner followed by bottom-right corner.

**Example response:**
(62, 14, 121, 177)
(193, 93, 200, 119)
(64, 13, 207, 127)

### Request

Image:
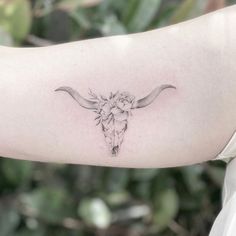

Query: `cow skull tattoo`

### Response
(55, 85, 176, 156)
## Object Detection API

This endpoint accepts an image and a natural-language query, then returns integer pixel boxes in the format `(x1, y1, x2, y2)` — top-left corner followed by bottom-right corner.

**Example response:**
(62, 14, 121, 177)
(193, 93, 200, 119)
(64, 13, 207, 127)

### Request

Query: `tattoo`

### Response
(55, 85, 176, 156)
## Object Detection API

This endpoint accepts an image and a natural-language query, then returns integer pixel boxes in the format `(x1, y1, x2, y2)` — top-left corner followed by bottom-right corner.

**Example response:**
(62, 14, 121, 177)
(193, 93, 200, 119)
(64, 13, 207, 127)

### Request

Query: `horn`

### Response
(55, 86, 98, 110)
(132, 84, 176, 109)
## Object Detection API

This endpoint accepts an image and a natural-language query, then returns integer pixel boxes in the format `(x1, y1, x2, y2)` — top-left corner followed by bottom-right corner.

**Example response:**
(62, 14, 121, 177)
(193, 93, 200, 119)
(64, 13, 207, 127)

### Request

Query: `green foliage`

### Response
(0, 28, 13, 46)
(170, 0, 197, 24)
(0, 0, 32, 44)
(0, 0, 234, 235)
(1, 159, 33, 186)
(0, 159, 225, 236)
(123, 0, 162, 32)
(78, 198, 112, 228)
(153, 189, 179, 231)
(20, 186, 75, 224)
(0, 203, 20, 236)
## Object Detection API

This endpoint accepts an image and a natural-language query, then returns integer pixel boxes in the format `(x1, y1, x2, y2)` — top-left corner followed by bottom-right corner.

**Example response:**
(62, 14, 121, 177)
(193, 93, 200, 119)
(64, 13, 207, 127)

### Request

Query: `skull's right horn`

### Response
(55, 86, 98, 110)
(132, 84, 176, 109)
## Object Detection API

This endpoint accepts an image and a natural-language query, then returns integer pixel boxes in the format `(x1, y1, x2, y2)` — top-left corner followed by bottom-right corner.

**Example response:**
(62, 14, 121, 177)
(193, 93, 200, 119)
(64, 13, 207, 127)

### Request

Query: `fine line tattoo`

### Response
(55, 85, 176, 156)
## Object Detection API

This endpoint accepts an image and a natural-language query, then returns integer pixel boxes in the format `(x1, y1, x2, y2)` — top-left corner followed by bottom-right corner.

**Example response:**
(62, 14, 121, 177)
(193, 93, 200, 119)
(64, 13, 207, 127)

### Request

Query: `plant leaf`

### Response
(78, 198, 112, 229)
(0, 0, 32, 42)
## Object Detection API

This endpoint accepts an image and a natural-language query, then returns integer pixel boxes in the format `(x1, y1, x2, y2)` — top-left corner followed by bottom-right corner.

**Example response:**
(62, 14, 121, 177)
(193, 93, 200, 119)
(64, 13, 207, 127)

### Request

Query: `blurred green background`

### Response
(0, 0, 235, 235)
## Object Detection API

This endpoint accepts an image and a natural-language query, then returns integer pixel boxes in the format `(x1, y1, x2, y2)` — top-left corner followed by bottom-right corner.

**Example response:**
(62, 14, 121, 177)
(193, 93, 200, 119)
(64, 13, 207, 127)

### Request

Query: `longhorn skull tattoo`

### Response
(55, 84, 176, 156)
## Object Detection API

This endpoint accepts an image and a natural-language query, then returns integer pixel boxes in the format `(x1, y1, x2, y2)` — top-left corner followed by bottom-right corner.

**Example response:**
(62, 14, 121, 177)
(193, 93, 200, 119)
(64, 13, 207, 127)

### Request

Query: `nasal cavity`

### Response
(112, 146, 119, 156)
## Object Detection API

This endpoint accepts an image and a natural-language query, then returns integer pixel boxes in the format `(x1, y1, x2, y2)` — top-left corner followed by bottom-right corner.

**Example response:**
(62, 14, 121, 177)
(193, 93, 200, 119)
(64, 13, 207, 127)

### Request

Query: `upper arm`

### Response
(0, 6, 236, 168)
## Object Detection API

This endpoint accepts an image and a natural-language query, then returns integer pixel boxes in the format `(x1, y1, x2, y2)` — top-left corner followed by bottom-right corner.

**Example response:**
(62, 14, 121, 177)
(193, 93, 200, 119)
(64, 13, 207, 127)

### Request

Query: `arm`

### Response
(0, 5, 236, 168)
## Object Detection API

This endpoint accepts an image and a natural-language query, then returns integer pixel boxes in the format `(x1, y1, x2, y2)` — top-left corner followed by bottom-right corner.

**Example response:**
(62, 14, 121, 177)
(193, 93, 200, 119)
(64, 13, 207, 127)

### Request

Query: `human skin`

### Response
(0, 5, 235, 168)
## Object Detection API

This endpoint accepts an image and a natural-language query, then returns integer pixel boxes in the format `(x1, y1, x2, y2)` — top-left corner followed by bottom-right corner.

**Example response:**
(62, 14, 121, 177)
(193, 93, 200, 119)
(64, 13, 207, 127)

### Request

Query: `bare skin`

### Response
(0, 5, 236, 168)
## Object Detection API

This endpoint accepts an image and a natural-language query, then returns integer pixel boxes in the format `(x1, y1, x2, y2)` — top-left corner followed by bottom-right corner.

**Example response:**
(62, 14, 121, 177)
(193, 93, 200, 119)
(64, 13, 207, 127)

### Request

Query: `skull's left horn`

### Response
(132, 84, 176, 109)
(55, 86, 98, 109)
